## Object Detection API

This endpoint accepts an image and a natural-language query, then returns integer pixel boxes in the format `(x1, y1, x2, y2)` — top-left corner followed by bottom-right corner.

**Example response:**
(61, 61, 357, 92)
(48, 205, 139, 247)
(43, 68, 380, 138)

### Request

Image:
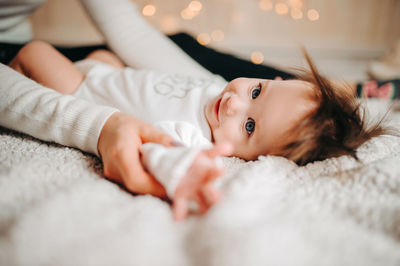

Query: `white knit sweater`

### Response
(0, 0, 45, 43)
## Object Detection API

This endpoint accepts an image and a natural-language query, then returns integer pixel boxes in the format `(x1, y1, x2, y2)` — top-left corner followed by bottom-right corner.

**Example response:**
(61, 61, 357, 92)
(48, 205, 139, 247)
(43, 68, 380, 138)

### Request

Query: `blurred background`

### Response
(22, 0, 400, 81)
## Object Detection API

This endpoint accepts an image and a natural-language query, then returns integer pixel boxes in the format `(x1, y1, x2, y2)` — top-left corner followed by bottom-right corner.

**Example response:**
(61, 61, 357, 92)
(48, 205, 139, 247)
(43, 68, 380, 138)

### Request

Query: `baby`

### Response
(9, 41, 387, 220)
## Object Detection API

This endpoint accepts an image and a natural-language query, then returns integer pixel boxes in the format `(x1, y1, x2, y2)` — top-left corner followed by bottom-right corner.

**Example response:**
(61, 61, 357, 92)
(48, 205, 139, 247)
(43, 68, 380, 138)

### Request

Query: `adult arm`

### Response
(0, 63, 117, 155)
(79, 0, 213, 79)
(0, 64, 172, 197)
(0, 0, 45, 43)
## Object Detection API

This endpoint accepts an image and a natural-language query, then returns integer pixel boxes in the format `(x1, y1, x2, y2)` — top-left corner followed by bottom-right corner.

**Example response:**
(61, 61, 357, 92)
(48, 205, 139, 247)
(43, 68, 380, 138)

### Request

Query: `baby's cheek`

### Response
(212, 128, 232, 144)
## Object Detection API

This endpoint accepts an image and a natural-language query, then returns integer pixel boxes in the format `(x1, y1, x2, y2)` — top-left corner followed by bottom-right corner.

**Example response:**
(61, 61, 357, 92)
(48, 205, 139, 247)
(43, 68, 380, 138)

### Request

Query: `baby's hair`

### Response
(275, 50, 392, 166)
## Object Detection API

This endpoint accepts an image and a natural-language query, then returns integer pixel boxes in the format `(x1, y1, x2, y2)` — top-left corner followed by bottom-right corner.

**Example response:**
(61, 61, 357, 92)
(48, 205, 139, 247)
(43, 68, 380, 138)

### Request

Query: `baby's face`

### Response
(204, 77, 316, 160)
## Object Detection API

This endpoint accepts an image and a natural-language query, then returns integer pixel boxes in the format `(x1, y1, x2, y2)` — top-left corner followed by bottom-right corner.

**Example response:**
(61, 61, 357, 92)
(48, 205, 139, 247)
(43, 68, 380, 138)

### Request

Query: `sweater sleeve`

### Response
(79, 0, 213, 79)
(139, 121, 212, 198)
(0, 0, 45, 43)
(0, 63, 119, 156)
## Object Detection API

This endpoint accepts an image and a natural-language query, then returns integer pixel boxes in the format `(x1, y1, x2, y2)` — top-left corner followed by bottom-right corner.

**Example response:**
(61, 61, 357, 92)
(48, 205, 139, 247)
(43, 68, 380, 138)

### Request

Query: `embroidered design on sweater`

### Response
(154, 74, 212, 99)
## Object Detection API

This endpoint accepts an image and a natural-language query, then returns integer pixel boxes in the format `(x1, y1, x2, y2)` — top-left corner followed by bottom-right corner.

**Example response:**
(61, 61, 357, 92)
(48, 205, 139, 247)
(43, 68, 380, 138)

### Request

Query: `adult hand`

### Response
(97, 112, 173, 197)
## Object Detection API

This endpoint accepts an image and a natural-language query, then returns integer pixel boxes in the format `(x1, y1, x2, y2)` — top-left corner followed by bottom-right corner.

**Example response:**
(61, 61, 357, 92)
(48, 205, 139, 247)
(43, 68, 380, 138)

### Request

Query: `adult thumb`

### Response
(141, 127, 174, 147)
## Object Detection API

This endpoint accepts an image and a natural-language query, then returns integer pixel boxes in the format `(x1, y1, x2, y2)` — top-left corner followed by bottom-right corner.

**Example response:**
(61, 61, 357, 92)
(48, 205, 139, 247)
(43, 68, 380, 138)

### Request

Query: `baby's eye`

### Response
(251, 84, 261, 99)
(245, 118, 255, 135)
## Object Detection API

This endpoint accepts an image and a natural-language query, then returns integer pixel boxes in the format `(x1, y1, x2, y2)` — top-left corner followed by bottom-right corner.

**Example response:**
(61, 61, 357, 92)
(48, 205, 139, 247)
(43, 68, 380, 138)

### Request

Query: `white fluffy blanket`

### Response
(1, 99, 400, 266)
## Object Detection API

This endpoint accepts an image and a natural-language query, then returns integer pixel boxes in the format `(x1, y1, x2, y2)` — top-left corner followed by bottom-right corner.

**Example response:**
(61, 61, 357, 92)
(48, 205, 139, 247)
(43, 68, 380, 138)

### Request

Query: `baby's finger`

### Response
(204, 166, 225, 183)
(201, 183, 222, 205)
(119, 149, 166, 197)
(173, 197, 189, 222)
(195, 193, 210, 215)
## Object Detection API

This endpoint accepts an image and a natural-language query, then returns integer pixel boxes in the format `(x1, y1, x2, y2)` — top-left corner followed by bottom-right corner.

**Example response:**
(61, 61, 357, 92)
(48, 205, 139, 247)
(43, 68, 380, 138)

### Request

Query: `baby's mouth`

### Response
(215, 97, 222, 122)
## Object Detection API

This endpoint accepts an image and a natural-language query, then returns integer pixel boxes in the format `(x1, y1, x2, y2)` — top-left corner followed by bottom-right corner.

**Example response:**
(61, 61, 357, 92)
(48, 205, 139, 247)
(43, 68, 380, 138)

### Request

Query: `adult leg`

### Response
(8, 41, 84, 94)
(80, 0, 212, 78)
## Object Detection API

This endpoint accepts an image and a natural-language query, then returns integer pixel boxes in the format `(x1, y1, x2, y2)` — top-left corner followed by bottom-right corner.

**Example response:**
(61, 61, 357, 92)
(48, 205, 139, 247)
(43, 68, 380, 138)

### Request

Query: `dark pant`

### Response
(0, 32, 294, 81)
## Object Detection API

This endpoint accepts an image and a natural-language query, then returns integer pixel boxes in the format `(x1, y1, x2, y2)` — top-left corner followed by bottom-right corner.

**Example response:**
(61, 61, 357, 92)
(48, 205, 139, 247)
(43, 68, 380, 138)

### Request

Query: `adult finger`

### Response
(140, 125, 174, 147)
(119, 149, 166, 197)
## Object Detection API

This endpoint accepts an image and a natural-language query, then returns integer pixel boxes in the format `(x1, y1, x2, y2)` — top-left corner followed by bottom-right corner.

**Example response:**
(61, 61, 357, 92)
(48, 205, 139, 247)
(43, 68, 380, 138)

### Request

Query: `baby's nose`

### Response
(226, 93, 244, 116)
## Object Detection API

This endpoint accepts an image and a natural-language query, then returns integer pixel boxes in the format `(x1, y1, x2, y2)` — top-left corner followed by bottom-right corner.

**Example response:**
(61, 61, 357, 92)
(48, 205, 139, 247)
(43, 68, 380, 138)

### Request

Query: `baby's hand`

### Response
(172, 142, 232, 221)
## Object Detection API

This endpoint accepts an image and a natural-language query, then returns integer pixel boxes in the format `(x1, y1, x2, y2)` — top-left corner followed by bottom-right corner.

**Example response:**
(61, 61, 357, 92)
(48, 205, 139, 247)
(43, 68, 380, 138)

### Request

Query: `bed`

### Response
(0, 98, 399, 266)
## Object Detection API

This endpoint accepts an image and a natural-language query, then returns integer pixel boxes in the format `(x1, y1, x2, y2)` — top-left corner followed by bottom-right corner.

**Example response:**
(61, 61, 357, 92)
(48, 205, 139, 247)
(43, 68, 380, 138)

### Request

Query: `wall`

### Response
(30, 0, 400, 79)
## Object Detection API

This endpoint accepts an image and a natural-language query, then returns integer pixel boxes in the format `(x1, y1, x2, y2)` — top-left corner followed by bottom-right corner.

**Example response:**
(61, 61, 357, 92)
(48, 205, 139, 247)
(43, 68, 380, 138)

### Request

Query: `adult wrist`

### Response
(97, 111, 122, 158)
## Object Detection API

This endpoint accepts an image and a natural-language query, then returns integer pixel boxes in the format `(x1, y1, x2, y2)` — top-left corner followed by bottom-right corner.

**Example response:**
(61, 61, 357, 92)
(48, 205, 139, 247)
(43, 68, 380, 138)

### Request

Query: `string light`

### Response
(211, 29, 225, 42)
(290, 8, 303, 19)
(141, 0, 321, 45)
(259, 0, 273, 11)
(181, 8, 195, 20)
(289, 0, 303, 9)
(250, 51, 264, 64)
(197, 33, 211, 45)
(142, 4, 156, 17)
(275, 2, 289, 15)
(307, 9, 319, 21)
(161, 15, 179, 33)
(181, 1, 203, 20)
(257, 0, 319, 21)
(188, 1, 202, 12)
